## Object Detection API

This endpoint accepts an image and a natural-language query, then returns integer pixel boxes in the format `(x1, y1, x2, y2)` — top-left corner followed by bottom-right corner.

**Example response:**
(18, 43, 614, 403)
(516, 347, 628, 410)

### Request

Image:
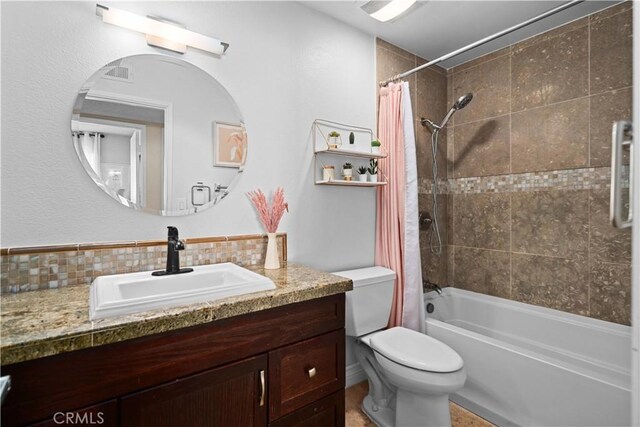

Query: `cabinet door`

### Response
(121, 354, 267, 427)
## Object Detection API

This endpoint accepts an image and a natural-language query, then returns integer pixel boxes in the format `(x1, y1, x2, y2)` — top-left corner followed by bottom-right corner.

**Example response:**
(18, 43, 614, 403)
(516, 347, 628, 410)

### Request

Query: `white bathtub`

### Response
(424, 288, 632, 427)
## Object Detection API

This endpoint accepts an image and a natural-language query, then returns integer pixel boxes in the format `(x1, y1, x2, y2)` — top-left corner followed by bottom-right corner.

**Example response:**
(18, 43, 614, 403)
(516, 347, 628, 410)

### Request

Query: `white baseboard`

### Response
(346, 362, 366, 387)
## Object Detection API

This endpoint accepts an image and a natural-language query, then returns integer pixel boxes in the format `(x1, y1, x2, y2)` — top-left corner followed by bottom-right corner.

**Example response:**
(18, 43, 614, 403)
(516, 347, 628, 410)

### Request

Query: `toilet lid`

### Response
(369, 327, 464, 373)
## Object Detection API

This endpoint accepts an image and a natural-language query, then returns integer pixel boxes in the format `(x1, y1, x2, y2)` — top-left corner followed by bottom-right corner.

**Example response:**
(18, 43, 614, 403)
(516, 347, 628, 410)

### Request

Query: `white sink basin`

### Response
(90, 263, 276, 320)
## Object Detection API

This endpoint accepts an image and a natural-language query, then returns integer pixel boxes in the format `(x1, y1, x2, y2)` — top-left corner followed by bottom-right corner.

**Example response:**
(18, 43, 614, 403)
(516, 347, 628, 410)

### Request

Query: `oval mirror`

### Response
(72, 54, 246, 216)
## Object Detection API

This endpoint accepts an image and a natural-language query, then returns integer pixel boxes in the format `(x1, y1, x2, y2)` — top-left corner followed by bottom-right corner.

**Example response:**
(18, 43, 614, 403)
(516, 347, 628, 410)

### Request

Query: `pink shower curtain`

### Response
(376, 83, 406, 328)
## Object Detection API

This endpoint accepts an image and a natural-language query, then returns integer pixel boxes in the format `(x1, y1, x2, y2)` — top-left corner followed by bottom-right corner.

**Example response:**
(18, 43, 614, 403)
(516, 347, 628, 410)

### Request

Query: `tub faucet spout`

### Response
(423, 279, 442, 295)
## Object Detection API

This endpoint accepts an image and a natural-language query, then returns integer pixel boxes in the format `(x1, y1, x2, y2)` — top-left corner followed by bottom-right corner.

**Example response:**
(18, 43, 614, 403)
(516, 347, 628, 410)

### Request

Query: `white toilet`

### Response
(334, 267, 466, 427)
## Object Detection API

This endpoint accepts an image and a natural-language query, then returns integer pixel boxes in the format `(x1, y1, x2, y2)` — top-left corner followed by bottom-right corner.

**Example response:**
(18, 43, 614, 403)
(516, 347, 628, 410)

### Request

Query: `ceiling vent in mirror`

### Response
(361, 0, 417, 22)
(100, 59, 133, 82)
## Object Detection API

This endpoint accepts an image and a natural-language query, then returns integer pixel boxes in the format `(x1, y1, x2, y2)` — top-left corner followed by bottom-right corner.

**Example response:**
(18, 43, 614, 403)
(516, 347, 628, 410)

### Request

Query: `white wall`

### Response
(1, 2, 377, 276)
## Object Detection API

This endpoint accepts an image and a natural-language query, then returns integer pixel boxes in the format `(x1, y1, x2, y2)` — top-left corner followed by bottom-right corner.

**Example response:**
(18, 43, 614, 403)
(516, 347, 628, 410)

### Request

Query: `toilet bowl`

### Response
(334, 267, 466, 427)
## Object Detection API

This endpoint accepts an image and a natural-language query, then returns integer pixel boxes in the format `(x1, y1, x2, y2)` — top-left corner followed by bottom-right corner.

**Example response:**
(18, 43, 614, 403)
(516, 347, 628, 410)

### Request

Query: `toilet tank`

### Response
(332, 267, 396, 337)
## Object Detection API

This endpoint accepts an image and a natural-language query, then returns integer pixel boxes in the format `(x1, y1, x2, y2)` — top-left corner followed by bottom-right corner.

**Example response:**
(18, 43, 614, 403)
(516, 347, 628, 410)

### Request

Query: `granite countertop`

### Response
(0, 263, 352, 365)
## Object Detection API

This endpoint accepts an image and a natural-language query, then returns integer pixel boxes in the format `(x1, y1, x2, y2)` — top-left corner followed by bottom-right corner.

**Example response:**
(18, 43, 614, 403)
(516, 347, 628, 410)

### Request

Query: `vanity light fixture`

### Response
(96, 4, 229, 55)
(361, 0, 417, 22)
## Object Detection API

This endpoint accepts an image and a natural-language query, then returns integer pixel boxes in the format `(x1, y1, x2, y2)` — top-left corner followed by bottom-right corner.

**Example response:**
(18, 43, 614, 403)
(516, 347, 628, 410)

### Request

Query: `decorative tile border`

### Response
(419, 166, 628, 195)
(418, 179, 450, 195)
(0, 233, 287, 294)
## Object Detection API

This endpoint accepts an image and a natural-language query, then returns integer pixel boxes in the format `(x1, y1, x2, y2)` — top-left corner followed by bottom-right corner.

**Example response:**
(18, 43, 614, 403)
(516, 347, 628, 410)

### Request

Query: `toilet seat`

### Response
(364, 327, 463, 373)
(374, 349, 467, 397)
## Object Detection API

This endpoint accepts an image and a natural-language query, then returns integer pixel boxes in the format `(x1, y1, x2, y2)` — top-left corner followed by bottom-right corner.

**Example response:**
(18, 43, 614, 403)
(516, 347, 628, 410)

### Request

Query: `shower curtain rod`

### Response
(379, 0, 584, 87)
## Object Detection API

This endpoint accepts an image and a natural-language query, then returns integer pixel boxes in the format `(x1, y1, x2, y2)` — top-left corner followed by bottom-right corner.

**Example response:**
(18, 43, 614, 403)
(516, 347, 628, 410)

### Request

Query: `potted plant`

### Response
(367, 159, 378, 183)
(371, 140, 382, 154)
(327, 131, 342, 149)
(357, 165, 368, 182)
(342, 162, 353, 181)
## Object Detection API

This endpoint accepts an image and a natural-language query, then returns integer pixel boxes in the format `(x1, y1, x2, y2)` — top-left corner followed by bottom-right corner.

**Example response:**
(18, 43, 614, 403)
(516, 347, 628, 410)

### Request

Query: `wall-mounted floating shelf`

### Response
(315, 179, 387, 187)
(314, 147, 387, 160)
(312, 119, 387, 188)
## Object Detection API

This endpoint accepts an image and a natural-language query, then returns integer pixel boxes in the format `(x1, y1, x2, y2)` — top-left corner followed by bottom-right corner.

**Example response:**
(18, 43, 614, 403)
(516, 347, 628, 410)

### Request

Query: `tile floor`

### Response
(346, 382, 494, 427)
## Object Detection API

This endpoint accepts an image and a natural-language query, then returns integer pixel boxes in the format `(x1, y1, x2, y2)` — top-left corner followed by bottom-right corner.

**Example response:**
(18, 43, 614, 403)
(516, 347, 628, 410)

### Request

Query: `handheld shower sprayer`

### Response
(453, 93, 474, 110)
(421, 93, 474, 132)
(420, 93, 474, 255)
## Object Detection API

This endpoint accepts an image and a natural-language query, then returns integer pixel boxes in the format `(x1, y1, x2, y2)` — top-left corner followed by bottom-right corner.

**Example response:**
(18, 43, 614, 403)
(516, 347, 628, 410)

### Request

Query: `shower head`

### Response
(438, 92, 474, 129)
(453, 93, 473, 110)
(421, 92, 474, 132)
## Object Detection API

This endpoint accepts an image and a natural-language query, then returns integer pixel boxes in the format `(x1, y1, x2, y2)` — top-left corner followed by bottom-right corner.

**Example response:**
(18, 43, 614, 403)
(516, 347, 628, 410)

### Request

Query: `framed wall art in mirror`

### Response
(213, 122, 247, 168)
(71, 54, 246, 216)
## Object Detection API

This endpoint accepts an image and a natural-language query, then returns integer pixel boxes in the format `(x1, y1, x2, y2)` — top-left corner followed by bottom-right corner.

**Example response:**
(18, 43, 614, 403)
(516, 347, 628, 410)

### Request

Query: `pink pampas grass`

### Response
(247, 187, 288, 233)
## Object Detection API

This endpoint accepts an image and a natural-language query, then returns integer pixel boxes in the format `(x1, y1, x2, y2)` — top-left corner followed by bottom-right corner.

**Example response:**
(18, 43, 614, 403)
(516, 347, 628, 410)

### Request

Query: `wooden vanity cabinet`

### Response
(120, 355, 268, 427)
(2, 294, 346, 427)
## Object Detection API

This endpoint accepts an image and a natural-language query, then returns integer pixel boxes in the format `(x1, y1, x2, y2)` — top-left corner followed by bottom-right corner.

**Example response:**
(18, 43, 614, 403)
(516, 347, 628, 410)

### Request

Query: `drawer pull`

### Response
(307, 367, 317, 378)
(259, 369, 265, 407)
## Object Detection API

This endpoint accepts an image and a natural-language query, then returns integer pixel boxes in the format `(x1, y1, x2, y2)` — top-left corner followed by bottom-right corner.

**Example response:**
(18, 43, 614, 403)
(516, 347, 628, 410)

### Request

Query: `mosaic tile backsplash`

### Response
(1, 234, 286, 294)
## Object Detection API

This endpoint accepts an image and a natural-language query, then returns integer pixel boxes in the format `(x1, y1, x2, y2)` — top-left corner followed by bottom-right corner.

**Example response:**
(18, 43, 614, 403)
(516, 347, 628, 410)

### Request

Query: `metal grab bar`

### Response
(610, 121, 634, 228)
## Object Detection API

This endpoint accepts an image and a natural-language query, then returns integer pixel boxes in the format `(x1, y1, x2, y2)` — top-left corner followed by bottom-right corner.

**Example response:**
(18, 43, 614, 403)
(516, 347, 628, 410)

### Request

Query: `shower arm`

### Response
(379, 0, 584, 87)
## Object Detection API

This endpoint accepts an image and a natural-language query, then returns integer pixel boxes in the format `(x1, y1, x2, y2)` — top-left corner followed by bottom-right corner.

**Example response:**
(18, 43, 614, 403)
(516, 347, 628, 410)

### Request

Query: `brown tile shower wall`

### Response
(377, 2, 632, 325)
(446, 2, 632, 325)
(0, 234, 287, 293)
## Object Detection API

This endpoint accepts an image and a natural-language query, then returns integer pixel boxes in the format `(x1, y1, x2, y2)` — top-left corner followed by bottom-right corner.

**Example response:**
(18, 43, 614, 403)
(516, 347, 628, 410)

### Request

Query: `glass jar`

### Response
(322, 165, 335, 181)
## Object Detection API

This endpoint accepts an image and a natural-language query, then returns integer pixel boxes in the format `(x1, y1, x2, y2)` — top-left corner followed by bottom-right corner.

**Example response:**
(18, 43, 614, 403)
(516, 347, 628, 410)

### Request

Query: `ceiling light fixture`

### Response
(362, 0, 417, 22)
(96, 4, 229, 55)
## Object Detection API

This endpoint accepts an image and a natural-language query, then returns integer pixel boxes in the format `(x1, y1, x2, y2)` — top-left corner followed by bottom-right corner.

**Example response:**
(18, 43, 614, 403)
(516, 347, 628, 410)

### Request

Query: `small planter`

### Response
(357, 166, 368, 183)
(367, 159, 378, 183)
(327, 132, 342, 150)
(371, 140, 382, 155)
(342, 163, 353, 181)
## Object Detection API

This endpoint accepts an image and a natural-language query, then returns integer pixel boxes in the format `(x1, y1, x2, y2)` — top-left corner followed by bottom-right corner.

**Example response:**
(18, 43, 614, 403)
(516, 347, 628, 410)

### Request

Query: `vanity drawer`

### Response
(268, 329, 345, 421)
(269, 390, 345, 427)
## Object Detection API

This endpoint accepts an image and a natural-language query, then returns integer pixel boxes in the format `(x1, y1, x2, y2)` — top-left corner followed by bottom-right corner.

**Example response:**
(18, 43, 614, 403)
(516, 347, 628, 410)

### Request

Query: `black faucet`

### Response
(152, 226, 194, 276)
